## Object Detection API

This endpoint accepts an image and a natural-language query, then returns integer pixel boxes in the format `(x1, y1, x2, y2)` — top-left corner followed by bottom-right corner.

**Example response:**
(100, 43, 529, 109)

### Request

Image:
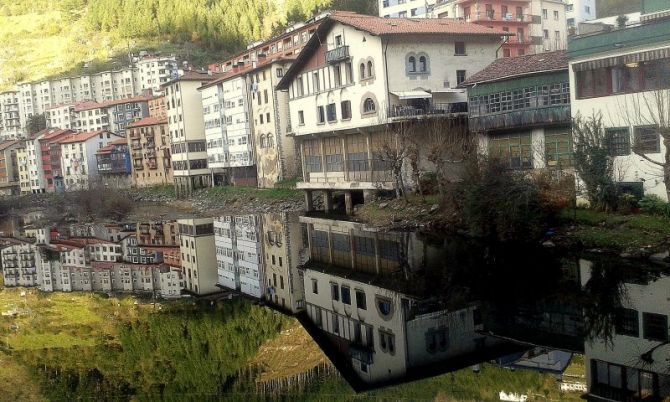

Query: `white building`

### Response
(0, 91, 24, 139)
(565, 0, 596, 31)
(568, 2, 670, 200)
(57, 130, 124, 191)
(136, 56, 179, 94)
(276, 12, 505, 213)
(379, 0, 437, 18)
(214, 214, 264, 298)
(178, 218, 218, 295)
(1, 240, 39, 287)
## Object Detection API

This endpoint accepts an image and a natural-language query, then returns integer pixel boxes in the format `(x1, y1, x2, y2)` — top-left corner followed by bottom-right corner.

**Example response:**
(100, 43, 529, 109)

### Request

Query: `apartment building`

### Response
(0, 140, 21, 195)
(178, 218, 218, 295)
(95, 138, 131, 188)
(148, 96, 167, 119)
(0, 91, 24, 139)
(16, 141, 29, 195)
(462, 51, 571, 171)
(568, 0, 670, 200)
(126, 117, 172, 188)
(214, 214, 264, 298)
(164, 71, 219, 196)
(276, 12, 505, 213)
(565, 0, 596, 31)
(136, 56, 179, 93)
(46, 96, 151, 135)
(262, 213, 308, 313)
(200, 71, 257, 186)
(1, 240, 39, 287)
(57, 130, 124, 191)
(136, 221, 179, 246)
(379, 0, 437, 18)
(39, 128, 76, 193)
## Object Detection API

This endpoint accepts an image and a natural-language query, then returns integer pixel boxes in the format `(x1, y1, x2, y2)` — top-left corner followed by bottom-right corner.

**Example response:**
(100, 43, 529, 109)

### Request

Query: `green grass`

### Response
(559, 209, 670, 252)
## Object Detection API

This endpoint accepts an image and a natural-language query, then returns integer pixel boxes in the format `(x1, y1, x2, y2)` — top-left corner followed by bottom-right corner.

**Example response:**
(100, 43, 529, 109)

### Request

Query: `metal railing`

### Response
(325, 46, 350, 64)
(305, 158, 394, 183)
(387, 102, 467, 118)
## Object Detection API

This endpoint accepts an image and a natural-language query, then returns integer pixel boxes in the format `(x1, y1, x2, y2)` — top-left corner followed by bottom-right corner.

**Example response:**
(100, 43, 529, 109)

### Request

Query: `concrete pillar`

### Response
(363, 190, 375, 204)
(304, 190, 314, 212)
(345, 191, 353, 215)
(323, 190, 333, 214)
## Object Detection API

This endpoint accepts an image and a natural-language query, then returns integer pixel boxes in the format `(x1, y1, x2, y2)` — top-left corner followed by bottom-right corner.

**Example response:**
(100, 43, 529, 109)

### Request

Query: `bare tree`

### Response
(425, 117, 475, 196)
(617, 89, 670, 201)
(373, 120, 417, 200)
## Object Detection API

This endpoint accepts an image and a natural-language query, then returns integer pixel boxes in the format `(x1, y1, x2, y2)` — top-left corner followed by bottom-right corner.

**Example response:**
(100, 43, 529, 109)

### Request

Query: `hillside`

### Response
(0, 0, 376, 91)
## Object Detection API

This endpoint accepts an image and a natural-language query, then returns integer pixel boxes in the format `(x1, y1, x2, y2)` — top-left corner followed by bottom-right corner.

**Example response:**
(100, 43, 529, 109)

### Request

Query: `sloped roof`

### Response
(276, 12, 511, 90)
(199, 55, 297, 90)
(75, 95, 153, 112)
(57, 130, 110, 144)
(0, 140, 19, 151)
(330, 11, 512, 36)
(460, 50, 568, 86)
(161, 70, 221, 88)
(127, 116, 167, 128)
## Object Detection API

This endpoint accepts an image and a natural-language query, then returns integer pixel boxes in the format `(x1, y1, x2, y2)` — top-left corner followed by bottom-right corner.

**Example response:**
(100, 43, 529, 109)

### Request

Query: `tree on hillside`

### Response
(26, 114, 47, 135)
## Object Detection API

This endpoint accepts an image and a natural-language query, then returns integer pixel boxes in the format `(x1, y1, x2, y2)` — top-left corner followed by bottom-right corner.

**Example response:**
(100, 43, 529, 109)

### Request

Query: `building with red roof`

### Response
(274, 11, 508, 214)
(96, 138, 132, 188)
(45, 96, 151, 135)
(126, 116, 172, 188)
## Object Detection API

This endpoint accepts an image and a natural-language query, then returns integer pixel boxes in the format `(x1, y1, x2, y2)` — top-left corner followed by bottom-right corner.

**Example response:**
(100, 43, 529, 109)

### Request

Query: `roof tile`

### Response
(461, 50, 568, 86)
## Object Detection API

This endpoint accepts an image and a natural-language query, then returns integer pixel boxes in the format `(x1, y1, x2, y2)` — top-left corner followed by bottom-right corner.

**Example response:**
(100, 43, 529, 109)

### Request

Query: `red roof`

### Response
(57, 130, 110, 144)
(461, 50, 568, 86)
(200, 55, 297, 90)
(127, 116, 167, 128)
(0, 140, 18, 152)
(75, 95, 153, 112)
(39, 128, 76, 142)
(330, 11, 511, 36)
(95, 138, 127, 155)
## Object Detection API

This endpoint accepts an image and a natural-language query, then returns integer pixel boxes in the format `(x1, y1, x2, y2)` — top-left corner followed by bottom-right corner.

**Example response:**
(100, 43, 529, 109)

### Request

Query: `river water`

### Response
(2, 211, 670, 401)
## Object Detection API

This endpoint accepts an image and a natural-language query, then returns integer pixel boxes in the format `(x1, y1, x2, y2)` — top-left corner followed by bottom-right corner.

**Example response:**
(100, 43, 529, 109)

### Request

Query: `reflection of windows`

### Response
(379, 330, 395, 354)
(615, 308, 639, 337)
(355, 290, 366, 310)
(426, 329, 449, 353)
(377, 297, 392, 316)
(643, 312, 668, 341)
(331, 283, 339, 301)
(341, 286, 351, 305)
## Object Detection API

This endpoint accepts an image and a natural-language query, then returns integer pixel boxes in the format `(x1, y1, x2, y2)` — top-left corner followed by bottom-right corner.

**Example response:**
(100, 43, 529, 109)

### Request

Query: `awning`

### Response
(432, 88, 466, 94)
(572, 47, 670, 72)
(391, 90, 432, 100)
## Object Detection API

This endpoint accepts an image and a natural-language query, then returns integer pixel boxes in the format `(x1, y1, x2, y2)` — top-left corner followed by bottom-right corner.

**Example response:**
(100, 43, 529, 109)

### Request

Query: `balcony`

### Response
(469, 104, 570, 132)
(325, 46, 350, 64)
(301, 158, 394, 189)
(387, 102, 467, 119)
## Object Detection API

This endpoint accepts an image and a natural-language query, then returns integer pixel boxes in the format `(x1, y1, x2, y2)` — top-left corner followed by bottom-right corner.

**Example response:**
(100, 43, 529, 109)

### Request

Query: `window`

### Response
(326, 103, 337, 122)
(341, 101, 352, 120)
(489, 133, 533, 169)
(331, 283, 339, 301)
(615, 308, 639, 337)
(359, 63, 366, 79)
(313, 72, 320, 92)
(367, 61, 373, 78)
(332, 314, 339, 334)
(345, 62, 353, 84)
(317, 106, 325, 124)
(311, 278, 318, 294)
(379, 330, 395, 354)
(542, 8, 547, 19)
(333, 65, 342, 87)
(335, 35, 342, 47)
(298, 110, 305, 125)
(643, 312, 668, 341)
(340, 286, 351, 305)
(408, 56, 416, 73)
(606, 128, 631, 156)
(455, 41, 466, 55)
(355, 290, 366, 310)
(419, 56, 427, 72)
(634, 126, 660, 154)
(363, 98, 375, 113)
(543, 29, 549, 39)
(545, 131, 572, 168)
(456, 70, 466, 85)
(554, 10, 559, 20)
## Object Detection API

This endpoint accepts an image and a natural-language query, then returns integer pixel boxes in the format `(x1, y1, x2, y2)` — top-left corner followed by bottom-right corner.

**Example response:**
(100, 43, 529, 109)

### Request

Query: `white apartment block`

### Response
(137, 56, 179, 93)
(58, 130, 124, 191)
(566, 0, 596, 30)
(379, 0, 437, 18)
(530, 0, 569, 53)
(0, 91, 24, 139)
(1, 241, 39, 287)
(178, 218, 218, 295)
(164, 71, 218, 196)
(214, 214, 264, 298)
(568, 3, 670, 200)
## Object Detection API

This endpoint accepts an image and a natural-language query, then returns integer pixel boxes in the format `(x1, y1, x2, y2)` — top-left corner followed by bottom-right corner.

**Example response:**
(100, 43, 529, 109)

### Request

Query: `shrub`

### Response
(418, 171, 439, 195)
(616, 193, 638, 214)
(449, 157, 560, 242)
(639, 195, 670, 217)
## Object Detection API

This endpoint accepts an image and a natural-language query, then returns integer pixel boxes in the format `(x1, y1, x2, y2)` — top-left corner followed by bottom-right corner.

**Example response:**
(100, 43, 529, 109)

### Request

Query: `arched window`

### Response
(367, 61, 373, 77)
(359, 63, 366, 79)
(408, 56, 416, 72)
(267, 134, 274, 148)
(419, 56, 427, 72)
(363, 98, 376, 113)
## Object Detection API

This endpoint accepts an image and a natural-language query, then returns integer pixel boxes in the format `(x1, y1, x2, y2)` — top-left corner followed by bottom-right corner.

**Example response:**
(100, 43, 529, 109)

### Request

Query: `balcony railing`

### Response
(304, 159, 394, 183)
(387, 102, 467, 119)
(325, 46, 350, 64)
(469, 104, 570, 132)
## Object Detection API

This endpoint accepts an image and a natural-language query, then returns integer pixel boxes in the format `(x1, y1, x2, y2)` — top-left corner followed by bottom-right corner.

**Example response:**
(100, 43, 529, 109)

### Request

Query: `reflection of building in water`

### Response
(298, 217, 510, 390)
(178, 218, 218, 295)
(214, 215, 264, 298)
(580, 260, 670, 401)
(262, 213, 308, 313)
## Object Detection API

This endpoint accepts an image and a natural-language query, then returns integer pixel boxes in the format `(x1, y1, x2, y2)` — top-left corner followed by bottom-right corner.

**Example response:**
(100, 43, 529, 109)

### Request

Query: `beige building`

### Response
(178, 218, 218, 295)
(164, 71, 219, 196)
(148, 96, 167, 119)
(126, 117, 172, 188)
(0, 140, 21, 195)
(16, 141, 29, 195)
